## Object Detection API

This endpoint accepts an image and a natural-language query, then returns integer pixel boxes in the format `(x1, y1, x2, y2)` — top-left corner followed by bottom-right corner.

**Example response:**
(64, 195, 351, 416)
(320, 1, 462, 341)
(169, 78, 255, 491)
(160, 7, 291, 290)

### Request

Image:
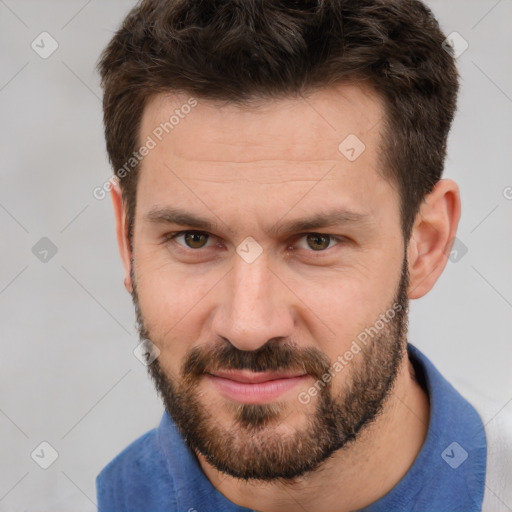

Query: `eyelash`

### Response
(163, 230, 347, 255)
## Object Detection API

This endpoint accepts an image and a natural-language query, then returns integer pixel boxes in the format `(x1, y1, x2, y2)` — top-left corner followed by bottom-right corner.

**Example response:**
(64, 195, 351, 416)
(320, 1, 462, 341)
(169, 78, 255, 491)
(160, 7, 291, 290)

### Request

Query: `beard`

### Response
(131, 256, 410, 482)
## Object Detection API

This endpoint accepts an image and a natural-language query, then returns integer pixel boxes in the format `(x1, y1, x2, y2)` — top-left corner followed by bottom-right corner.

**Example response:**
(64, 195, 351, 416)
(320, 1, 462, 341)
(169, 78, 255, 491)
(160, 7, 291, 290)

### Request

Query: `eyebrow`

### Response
(145, 206, 370, 236)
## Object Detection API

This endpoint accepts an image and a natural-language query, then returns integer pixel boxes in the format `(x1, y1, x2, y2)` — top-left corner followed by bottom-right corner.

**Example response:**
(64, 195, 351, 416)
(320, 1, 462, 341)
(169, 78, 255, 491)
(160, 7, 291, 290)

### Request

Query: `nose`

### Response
(211, 251, 295, 352)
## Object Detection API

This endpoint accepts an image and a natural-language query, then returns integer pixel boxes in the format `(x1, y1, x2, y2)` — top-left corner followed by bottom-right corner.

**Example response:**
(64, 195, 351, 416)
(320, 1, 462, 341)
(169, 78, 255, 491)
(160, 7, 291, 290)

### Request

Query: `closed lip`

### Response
(206, 370, 307, 384)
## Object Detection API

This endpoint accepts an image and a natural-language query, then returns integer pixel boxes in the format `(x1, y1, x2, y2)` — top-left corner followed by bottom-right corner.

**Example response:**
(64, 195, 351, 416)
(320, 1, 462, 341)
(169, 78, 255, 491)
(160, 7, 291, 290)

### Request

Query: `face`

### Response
(128, 84, 409, 480)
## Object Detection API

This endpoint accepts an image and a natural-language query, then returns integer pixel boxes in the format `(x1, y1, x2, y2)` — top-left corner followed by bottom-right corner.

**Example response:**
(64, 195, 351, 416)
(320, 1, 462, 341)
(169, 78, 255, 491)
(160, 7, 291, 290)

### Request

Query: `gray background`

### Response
(0, 0, 511, 510)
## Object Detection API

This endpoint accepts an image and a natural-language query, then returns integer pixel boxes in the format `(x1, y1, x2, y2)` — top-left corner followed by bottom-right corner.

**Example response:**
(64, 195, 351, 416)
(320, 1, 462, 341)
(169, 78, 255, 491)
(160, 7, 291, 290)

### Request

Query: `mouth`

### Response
(204, 370, 310, 404)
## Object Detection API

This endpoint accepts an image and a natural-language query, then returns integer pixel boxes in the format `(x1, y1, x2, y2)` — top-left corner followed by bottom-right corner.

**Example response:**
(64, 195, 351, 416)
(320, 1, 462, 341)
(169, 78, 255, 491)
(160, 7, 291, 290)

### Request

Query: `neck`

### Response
(196, 353, 430, 512)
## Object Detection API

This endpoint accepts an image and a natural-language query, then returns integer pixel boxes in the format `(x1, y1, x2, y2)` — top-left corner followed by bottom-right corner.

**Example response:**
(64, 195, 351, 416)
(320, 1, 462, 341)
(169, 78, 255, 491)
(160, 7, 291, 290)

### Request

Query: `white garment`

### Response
(462, 382, 512, 511)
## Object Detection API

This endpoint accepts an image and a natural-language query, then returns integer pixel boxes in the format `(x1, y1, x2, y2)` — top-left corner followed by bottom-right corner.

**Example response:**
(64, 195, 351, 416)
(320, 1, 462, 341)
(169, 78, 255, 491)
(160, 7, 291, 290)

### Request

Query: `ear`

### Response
(406, 179, 461, 299)
(110, 183, 133, 293)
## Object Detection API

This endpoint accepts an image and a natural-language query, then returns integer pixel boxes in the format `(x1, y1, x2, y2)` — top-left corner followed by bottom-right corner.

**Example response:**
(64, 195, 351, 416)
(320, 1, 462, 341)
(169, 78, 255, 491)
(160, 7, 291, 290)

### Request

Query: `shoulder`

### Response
(96, 426, 177, 512)
(462, 385, 512, 511)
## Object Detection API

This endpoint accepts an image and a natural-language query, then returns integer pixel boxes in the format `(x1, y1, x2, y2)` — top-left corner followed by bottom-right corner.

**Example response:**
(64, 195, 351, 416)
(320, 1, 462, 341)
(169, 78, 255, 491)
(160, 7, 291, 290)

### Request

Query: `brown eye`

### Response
(183, 232, 209, 249)
(168, 231, 212, 249)
(306, 233, 332, 251)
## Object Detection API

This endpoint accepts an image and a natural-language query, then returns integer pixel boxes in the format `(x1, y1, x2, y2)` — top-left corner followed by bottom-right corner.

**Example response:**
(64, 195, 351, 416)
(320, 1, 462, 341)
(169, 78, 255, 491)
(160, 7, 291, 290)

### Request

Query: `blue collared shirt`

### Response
(96, 344, 487, 511)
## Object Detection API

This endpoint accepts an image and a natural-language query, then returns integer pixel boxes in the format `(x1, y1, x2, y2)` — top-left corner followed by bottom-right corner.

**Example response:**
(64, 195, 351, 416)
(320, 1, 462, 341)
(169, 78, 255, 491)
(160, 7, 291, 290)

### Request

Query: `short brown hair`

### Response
(97, 0, 459, 241)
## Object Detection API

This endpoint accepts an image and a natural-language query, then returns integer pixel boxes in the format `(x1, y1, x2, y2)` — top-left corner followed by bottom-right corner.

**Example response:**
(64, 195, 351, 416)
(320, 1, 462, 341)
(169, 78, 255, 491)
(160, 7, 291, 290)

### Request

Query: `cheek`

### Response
(308, 264, 401, 358)
(134, 242, 216, 311)
(133, 252, 216, 370)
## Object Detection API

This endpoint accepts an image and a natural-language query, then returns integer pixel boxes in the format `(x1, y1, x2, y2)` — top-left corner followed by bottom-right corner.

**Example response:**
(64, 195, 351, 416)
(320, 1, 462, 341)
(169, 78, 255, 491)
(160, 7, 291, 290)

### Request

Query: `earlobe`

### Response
(406, 179, 461, 300)
(124, 275, 132, 293)
(110, 184, 133, 294)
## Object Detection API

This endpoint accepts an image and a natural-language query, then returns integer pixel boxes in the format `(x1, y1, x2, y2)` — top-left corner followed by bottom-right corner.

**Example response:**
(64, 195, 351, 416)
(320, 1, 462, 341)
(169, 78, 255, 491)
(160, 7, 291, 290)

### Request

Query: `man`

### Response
(95, 0, 488, 510)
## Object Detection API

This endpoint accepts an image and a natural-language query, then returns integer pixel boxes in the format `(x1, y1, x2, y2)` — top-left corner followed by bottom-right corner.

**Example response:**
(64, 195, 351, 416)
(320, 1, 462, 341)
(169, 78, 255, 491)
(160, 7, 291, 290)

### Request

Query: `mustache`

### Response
(181, 341, 332, 382)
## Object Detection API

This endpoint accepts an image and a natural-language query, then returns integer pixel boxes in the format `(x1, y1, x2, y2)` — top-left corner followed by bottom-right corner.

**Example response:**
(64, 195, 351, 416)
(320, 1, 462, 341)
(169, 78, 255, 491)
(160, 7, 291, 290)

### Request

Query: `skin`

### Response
(111, 83, 461, 511)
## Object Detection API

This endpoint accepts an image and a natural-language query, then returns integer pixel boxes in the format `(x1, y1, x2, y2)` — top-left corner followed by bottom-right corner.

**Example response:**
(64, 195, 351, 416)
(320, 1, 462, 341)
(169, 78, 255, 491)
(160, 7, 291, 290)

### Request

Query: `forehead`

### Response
(140, 83, 384, 168)
(134, 83, 398, 232)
